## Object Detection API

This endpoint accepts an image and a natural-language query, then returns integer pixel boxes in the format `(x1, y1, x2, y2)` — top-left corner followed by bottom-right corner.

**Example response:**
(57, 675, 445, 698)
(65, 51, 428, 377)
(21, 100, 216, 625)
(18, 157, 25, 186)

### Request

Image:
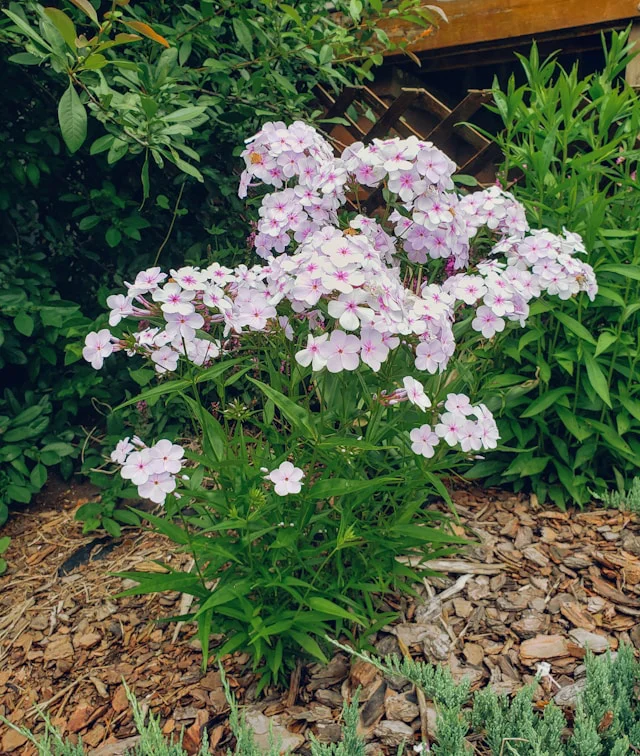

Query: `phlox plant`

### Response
(83, 122, 596, 687)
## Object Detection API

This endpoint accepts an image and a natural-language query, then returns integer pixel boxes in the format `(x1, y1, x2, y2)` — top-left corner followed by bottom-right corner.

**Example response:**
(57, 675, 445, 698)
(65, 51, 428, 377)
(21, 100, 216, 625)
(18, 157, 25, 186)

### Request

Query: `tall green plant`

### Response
(0, 0, 440, 529)
(471, 30, 640, 507)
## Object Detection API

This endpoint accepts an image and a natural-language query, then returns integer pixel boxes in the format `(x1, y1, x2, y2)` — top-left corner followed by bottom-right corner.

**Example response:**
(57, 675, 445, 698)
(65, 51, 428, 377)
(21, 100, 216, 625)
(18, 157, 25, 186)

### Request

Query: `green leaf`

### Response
(105, 227, 122, 247)
(619, 394, 640, 423)
(0, 536, 11, 555)
(595, 331, 617, 357)
(600, 263, 640, 281)
(555, 405, 592, 442)
(520, 387, 572, 418)
(504, 455, 551, 477)
(163, 107, 206, 122)
(3, 9, 51, 49)
(311, 476, 400, 499)
(30, 463, 47, 489)
(583, 351, 612, 408)
(279, 3, 303, 25)
(43, 8, 76, 49)
(390, 524, 468, 543)
(116, 572, 206, 598)
(248, 378, 317, 440)
(58, 83, 87, 154)
(181, 394, 226, 462)
(68, 0, 98, 24)
(7, 485, 32, 504)
(553, 311, 596, 345)
(232, 17, 253, 55)
(41, 441, 75, 457)
(307, 597, 364, 625)
(289, 630, 328, 663)
(9, 52, 43, 65)
(195, 579, 253, 616)
(13, 312, 34, 337)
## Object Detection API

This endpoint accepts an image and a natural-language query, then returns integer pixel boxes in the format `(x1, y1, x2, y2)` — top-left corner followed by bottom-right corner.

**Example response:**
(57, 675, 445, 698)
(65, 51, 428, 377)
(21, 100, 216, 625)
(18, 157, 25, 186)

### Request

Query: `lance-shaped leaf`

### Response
(58, 83, 87, 153)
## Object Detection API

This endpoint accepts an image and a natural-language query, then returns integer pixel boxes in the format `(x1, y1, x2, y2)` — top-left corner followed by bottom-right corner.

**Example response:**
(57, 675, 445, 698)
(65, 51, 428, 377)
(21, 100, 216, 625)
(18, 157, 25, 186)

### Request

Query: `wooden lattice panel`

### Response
(316, 84, 502, 211)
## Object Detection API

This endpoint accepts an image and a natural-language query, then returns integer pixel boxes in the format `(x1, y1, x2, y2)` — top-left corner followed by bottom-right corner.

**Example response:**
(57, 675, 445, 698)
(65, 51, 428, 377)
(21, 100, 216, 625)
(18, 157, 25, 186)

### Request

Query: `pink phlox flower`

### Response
(319, 329, 361, 373)
(111, 438, 134, 464)
(402, 376, 431, 411)
(83, 329, 114, 369)
(267, 461, 305, 496)
(359, 328, 389, 372)
(410, 424, 439, 458)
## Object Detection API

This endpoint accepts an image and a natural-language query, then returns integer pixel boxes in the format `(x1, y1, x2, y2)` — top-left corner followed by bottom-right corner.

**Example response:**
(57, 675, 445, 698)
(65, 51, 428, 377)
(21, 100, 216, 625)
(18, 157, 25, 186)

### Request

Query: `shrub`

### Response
(596, 477, 640, 513)
(83, 121, 595, 684)
(470, 30, 640, 507)
(0, 0, 438, 528)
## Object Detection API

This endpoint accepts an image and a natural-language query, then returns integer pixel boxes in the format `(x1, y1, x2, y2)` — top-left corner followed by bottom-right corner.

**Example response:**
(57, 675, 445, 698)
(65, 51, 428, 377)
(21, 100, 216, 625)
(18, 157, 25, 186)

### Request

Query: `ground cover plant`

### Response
(471, 30, 640, 508)
(4, 646, 639, 754)
(0, 0, 439, 529)
(80, 120, 596, 687)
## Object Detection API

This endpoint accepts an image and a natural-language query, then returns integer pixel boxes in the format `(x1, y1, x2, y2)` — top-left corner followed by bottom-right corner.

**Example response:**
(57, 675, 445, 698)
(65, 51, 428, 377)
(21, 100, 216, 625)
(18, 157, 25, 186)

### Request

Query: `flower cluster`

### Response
(84, 121, 596, 493)
(385, 382, 499, 457)
(111, 438, 185, 504)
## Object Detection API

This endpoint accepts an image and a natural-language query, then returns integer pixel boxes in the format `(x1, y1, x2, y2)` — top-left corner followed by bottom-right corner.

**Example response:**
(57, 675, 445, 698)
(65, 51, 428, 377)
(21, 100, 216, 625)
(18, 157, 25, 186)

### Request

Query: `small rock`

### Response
(315, 689, 343, 708)
(523, 546, 549, 567)
(43, 635, 74, 662)
(111, 685, 129, 714)
(514, 526, 534, 550)
(466, 576, 490, 601)
(350, 660, 380, 689)
(373, 720, 414, 748)
(73, 631, 102, 650)
(622, 533, 640, 556)
(84, 724, 106, 748)
(512, 614, 547, 639)
(453, 598, 473, 619)
(375, 633, 400, 656)
(463, 643, 484, 667)
(2, 729, 28, 752)
(244, 710, 305, 754)
(560, 603, 596, 632)
(497, 592, 529, 612)
(68, 702, 94, 733)
(554, 678, 587, 708)
(90, 736, 142, 755)
(314, 722, 342, 743)
(520, 635, 569, 663)
(199, 670, 222, 691)
(568, 629, 611, 654)
(384, 693, 419, 723)
(290, 704, 333, 723)
(547, 594, 575, 614)
(360, 681, 387, 727)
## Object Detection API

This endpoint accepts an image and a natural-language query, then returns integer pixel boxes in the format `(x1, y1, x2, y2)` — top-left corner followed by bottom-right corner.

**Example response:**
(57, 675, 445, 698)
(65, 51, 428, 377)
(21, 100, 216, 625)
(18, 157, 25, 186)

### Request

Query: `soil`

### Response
(1, 480, 639, 755)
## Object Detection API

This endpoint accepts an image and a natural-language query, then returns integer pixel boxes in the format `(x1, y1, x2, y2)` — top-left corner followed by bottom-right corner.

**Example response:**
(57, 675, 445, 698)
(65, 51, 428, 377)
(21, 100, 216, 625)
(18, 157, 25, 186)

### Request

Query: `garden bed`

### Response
(1, 481, 639, 755)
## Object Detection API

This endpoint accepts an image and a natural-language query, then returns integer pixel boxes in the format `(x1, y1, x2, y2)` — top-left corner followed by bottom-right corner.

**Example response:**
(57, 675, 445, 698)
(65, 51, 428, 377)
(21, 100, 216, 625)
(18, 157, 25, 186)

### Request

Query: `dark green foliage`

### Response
(0, 0, 434, 527)
(471, 29, 640, 507)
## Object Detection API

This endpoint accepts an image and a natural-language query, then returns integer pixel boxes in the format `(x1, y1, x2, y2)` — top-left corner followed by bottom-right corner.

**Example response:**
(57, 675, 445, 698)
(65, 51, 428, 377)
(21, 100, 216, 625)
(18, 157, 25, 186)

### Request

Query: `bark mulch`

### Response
(1, 482, 639, 755)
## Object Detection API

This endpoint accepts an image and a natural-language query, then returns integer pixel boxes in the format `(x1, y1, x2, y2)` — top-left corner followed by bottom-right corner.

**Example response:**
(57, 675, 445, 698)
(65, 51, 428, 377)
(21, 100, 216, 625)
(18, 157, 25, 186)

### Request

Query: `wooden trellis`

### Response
(315, 83, 502, 212)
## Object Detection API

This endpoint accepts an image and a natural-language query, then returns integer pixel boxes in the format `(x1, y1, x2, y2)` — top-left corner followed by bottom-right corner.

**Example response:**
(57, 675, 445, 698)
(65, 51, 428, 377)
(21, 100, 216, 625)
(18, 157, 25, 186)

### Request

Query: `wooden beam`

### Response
(381, 0, 640, 56)
(626, 23, 640, 88)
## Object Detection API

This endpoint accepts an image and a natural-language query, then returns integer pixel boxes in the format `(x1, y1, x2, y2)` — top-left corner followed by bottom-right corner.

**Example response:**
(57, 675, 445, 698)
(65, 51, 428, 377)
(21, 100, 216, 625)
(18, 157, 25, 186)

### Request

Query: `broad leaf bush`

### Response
(83, 122, 596, 685)
(471, 31, 640, 507)
(0, 0, 437, 528)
